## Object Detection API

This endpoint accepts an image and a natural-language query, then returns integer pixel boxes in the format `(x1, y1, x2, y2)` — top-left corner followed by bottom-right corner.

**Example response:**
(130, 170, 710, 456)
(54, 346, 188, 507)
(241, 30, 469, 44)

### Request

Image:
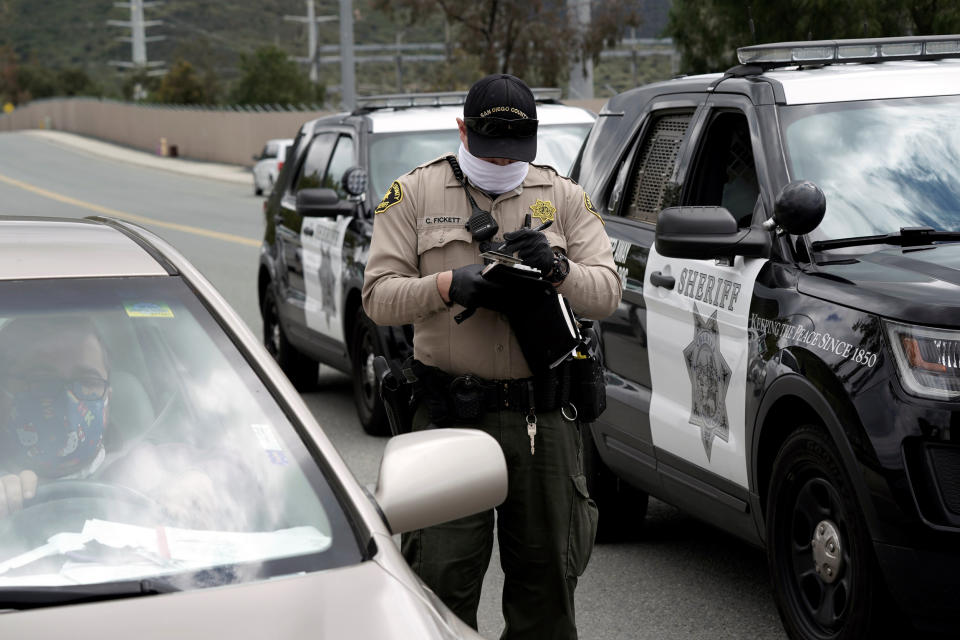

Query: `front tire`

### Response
(766, 426, 891, 640)
(582, 422, 648, 542)
(262, 286, 318, 391)
(350, 308, 390, 436)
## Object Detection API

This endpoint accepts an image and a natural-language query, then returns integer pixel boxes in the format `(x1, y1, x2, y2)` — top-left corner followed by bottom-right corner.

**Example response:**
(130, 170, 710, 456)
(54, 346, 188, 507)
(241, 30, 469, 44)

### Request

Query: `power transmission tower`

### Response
(566, 0, 593, 99)
(284, 0, 337, 84)
(108, 0, 166, 100)
(339, 0, 356, 110)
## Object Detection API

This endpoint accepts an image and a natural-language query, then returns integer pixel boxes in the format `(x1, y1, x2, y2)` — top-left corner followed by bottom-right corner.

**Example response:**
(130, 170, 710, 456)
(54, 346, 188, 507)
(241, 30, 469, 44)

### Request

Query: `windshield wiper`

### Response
(811, 226, 960, 251)
(0, 578, 180, 611)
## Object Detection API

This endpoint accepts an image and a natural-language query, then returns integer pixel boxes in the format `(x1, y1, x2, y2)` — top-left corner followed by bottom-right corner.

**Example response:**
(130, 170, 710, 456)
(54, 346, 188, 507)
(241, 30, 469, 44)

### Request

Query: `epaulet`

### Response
(406, 153, 455, 175)
(529, 161, 560, 178)
(530, 162, 580, 186)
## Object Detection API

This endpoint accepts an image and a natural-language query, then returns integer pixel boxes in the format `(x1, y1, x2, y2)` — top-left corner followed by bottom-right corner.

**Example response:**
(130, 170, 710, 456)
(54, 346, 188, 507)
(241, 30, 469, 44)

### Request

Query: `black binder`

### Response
(481, 261, 581, 373)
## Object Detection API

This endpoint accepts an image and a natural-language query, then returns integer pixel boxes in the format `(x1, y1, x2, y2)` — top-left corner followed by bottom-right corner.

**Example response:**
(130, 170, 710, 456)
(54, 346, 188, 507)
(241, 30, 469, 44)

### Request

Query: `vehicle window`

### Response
(781, 95, 960, 241)
(324, 135, 355, 199)
(294, 132, 337, 192)
(369, 130, 460, 198)
(264, 141, 280, 159)
(533, 124, 592, 175)
(0, 276, 361, 593)
(368, 123, 591, 199)
(685, 110, 759, 227)
(621, 111, 694, 224)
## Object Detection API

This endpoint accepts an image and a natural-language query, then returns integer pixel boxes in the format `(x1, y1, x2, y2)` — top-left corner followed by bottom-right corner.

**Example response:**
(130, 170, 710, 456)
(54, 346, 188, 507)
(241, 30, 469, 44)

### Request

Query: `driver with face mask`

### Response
(0, 316, 110, 517)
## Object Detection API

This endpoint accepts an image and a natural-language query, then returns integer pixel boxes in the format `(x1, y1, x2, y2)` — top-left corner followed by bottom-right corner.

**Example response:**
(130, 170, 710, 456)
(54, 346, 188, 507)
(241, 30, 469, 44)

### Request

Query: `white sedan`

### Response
(0, 215, 506, 639)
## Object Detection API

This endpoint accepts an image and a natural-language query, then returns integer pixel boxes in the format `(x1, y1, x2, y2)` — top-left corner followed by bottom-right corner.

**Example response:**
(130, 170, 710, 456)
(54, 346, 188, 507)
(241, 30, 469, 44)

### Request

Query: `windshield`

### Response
(369, 123, 592, 197)
(780, 95, 960, 242)
(0, 276, 360, 595)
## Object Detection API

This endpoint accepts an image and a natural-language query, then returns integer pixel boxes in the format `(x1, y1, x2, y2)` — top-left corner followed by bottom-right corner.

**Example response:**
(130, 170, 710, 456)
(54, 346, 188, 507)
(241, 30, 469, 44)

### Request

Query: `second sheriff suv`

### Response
(258, 91, 595, 435)
(571, 36, 960, 639)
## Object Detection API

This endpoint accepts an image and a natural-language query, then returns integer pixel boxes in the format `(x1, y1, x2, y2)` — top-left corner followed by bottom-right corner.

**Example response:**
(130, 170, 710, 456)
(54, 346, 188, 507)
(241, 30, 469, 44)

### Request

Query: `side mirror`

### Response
(374, 429, 508, 534)
(655, 206, 770, 260)
(295, 188, 340, 217)
(341, 166, 368, 199)
(766, 180, 826, 235)
(252, 154, 259, 162)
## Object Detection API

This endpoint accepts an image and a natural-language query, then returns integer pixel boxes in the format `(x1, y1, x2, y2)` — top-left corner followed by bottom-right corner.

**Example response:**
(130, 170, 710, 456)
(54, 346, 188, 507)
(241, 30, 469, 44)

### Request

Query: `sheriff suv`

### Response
(571, 36, 960, 640)
(258, 92, 595, 435)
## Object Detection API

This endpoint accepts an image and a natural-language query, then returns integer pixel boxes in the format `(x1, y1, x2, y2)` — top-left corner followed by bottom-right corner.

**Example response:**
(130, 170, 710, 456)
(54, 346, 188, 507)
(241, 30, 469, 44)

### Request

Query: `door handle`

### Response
(650, 271, 675, 289)
(303, 227, 314, 236)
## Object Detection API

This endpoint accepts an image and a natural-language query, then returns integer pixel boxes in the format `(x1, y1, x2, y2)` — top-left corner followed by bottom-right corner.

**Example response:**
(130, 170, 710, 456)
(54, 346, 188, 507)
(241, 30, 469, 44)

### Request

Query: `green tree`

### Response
(153, 59, 211, 104)
(667, 0, 960, 74)
(57, 67, 99, 97)
(372, 0, 642, 87)
(230, 45, 323, 105)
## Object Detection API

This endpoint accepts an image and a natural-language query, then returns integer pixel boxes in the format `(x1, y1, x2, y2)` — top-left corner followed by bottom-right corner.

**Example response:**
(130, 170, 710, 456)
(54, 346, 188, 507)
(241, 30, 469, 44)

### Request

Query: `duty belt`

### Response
(412, 360, 571, 424)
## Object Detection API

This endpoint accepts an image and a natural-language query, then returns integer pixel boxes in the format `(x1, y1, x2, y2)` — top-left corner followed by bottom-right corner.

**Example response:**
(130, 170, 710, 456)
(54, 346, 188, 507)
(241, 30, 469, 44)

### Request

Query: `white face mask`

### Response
(458, 143, 529, 194)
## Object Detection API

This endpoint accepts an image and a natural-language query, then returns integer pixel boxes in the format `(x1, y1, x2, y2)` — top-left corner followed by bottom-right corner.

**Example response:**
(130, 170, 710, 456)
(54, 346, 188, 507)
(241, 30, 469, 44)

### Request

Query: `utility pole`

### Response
(339, 0, 356, 110)
(108, 0, 165, 100)
(284, 0, 337, 84)
(566, 0, 593, 99)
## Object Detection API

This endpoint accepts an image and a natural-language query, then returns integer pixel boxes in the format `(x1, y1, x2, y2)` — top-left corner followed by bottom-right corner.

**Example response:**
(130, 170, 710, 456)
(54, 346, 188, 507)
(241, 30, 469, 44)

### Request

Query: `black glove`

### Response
(501, 228, 555, 275)
(448, 264, 512, 313)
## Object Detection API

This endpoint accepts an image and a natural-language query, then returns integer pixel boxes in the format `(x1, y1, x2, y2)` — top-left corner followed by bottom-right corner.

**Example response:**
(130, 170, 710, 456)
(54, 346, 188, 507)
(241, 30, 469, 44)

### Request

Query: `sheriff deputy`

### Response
(361, 73, 621, 640)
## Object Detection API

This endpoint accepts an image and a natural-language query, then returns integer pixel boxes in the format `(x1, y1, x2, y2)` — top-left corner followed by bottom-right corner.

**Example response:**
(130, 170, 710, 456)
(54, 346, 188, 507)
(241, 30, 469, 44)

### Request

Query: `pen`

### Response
(494, 219, 552, 252)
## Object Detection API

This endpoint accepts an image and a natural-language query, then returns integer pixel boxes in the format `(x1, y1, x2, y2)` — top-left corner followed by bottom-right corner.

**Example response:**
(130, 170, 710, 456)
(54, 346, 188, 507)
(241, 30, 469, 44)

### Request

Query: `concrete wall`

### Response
(0, 97, 608, 166)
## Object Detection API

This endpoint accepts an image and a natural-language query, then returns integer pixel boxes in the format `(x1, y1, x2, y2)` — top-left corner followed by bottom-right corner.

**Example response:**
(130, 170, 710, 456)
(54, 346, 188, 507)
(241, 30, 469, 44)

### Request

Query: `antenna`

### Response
(747, 4, 756, 44)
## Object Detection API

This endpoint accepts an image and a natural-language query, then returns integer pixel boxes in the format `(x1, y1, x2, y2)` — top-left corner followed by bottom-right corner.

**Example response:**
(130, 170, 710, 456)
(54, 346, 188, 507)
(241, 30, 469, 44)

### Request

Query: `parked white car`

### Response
(252, 138, 293, 196)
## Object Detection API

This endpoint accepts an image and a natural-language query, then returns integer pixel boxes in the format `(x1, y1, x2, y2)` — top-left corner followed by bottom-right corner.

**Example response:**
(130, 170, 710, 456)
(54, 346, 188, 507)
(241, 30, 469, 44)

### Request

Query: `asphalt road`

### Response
(0, 131, 787, 639)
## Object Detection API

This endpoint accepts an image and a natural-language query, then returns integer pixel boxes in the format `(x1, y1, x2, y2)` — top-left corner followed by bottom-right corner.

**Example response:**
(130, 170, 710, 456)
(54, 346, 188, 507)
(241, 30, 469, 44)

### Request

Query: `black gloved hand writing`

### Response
(448, 264, 512, 313)
(501, 227, 555, 275)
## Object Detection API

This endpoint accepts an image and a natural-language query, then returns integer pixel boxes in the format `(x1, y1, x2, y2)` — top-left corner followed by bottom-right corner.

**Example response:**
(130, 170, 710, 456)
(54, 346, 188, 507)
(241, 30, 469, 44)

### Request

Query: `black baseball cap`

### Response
(463, 74, 538, 162)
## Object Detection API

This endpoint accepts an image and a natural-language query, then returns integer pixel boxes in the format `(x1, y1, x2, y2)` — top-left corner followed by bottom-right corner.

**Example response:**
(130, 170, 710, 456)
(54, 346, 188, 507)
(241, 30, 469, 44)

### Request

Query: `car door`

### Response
(644, 94, 770, 490)
(592, 95, 705, 490)
(301, 133, 358, 347)
(276, 131, 337, 323)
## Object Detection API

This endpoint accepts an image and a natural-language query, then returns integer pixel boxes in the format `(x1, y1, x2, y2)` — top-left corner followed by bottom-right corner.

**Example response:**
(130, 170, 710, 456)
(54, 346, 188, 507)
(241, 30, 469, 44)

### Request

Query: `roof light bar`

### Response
(355, 87, 564, 110)
(737, 35, 960, 69)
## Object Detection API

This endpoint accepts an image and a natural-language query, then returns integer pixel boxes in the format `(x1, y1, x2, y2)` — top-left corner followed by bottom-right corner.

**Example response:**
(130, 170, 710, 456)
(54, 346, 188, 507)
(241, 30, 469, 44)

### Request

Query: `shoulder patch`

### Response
(583, 191, 604, 225)
(375, 181, 403, 215)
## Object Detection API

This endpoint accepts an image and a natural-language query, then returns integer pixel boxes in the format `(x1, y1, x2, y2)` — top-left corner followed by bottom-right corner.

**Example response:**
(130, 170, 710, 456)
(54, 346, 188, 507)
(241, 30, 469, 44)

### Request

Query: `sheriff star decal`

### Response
(375, 181, 403, 215)
(683, 304, 731, 461)
(529, 199, 556, 224)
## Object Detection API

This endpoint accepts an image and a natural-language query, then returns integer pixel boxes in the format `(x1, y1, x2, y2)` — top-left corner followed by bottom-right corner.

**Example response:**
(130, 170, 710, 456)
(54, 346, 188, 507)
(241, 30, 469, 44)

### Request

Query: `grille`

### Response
(725, 126, 757, 187)
(929, 445, 960, 515)
(626, 114, 691, 224)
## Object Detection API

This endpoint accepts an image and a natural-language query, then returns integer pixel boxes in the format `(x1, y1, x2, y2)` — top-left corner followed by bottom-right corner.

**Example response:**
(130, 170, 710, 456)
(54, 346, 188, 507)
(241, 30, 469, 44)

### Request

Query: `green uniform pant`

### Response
(402, 404, 599, 640)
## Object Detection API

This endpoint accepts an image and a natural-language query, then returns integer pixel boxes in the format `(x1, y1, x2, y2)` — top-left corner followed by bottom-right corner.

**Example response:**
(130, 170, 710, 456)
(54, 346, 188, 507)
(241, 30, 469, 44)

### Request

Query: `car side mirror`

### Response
(252, 154, 259, 162)
(764, 180, 826, 236)
(296, 188, 340, 217)
(655, 206, 770, 260)
(374, 429, 507, 534)
(341, 166, 368, 200)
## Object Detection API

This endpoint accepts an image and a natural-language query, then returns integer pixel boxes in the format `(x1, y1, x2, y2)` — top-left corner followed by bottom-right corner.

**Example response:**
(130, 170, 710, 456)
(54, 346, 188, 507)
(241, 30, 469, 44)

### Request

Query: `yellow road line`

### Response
(0, 172, 260, 247)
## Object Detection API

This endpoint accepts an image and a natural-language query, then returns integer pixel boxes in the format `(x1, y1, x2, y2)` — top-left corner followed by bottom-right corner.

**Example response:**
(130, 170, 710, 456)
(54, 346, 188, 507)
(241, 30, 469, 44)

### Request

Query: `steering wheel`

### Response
(30, 479, 159, 510)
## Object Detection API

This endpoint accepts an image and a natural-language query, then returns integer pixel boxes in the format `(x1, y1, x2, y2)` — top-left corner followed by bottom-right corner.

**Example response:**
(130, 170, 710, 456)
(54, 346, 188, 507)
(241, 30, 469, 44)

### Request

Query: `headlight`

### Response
(885, 320, 960, 400)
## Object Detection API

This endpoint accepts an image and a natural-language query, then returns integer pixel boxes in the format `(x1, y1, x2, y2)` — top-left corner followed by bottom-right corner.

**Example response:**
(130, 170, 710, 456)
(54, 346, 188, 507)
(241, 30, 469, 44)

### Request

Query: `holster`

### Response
(568, 320, 607, 423)
(374, 355, 416, 436)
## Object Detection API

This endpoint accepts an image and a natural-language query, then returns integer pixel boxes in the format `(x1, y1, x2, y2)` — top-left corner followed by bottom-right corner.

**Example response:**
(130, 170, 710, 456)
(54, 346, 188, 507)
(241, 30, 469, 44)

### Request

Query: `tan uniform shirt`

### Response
(362, 154, 622, 380)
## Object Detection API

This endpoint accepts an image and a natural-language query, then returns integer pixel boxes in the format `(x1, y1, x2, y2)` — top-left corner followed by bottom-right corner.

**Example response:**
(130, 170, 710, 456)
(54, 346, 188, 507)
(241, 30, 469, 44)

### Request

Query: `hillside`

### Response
(0, 0, 672, 101)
